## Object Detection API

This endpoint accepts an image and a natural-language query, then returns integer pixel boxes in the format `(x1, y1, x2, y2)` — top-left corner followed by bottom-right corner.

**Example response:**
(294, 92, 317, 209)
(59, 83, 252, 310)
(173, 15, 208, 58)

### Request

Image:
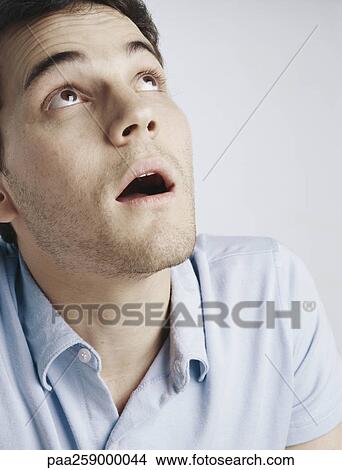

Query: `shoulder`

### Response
(191, 233, 321, 341)
(193, 233, 277, 262)
(192, 233, 336, 367)
(191, 233, 304, 284)
(192, 233, 310, 279)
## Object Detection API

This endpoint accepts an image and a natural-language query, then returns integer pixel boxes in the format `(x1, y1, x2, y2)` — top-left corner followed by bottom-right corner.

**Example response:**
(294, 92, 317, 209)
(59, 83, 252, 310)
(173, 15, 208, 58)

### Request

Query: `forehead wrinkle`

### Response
(0, 3, 126, 49)
(15, 16, 121, 66)
(11, 9, 138, 75)
(25, 4, 127, 37)
(27, 10, 126, 36)
(15, 42, 82, 85)
(13, 21, 139, 94)
(19, 38, 87, 79)
(4, 5, 129, 64)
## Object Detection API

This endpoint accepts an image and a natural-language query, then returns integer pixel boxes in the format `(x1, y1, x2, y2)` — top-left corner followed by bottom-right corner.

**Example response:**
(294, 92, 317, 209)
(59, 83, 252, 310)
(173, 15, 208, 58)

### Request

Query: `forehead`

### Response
(0, 3, 137, 54)
(0, 4, 145, 104)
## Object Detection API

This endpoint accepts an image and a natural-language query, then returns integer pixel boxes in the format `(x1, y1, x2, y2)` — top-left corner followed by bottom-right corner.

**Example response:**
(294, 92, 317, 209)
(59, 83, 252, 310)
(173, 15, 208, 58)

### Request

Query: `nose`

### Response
(107, 96, 159, 148)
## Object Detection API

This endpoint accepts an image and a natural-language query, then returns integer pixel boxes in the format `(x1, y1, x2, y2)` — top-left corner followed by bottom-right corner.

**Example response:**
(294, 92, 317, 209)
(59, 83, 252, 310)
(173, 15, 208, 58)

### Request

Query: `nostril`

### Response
(147, 121, 156, 132)
(122, 124, 137, 137)
(122, 121, 156, 138)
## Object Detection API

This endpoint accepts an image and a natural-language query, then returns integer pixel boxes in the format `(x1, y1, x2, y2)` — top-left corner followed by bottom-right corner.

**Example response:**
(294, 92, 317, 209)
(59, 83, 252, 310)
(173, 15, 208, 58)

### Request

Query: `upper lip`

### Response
(115, 157, 176, 200)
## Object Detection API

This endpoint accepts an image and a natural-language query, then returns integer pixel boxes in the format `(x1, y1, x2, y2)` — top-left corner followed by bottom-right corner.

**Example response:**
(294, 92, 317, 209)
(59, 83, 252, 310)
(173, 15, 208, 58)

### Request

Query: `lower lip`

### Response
(116, 186, 176, 207)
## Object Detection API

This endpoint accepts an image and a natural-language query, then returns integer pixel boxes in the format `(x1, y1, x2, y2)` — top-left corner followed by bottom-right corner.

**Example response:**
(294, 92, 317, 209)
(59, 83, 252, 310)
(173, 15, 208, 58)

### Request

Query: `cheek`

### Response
(162, 103, 192, 152)
(15, 127, 102, 187)
(20, 142, 67, 187)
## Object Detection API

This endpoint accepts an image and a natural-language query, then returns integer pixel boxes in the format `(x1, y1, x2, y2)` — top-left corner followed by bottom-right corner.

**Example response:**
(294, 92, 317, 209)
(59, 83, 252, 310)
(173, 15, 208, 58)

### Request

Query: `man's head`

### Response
(0, 0, 196, 278)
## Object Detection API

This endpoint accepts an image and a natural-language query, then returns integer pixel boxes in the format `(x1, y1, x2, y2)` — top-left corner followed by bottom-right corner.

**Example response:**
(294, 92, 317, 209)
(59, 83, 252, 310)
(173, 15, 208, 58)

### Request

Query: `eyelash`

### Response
(139, 68, 167, 88)
(44, 68, 167, 109)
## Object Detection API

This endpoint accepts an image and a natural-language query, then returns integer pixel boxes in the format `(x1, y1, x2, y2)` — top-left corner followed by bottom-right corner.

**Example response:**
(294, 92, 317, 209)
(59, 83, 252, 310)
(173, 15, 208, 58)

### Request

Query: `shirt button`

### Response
(78, 347, 92, 363)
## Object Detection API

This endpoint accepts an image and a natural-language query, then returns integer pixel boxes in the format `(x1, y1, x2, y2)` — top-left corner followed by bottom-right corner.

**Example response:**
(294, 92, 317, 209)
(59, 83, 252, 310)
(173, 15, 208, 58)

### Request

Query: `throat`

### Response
(100, 327, 170, 414)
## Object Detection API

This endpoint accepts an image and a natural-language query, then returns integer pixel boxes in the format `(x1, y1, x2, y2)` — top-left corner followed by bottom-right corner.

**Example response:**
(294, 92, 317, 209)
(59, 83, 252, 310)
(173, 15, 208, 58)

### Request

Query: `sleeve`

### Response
(273, 240, 342, 447)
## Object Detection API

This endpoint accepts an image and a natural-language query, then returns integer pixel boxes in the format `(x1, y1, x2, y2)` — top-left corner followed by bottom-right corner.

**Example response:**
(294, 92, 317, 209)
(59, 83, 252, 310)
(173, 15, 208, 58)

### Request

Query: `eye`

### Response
(46, 86, 83, 111)
(44, 69, 166, 110)
(136, 69, 166, 91)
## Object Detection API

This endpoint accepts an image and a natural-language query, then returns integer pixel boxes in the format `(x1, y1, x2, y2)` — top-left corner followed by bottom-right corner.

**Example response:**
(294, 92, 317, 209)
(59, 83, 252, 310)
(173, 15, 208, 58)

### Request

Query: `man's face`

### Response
(0, 4, 196, 277)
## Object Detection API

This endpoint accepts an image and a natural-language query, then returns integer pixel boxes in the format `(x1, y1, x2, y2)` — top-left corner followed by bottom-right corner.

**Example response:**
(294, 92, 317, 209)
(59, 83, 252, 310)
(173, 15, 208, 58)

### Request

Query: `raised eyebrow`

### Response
(23, 50, 86, 93)
(23, 39, 163, 93)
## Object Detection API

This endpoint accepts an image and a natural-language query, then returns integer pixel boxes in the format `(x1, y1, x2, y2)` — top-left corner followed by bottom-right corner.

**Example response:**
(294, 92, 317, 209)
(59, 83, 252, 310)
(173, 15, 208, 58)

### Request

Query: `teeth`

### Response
(138, 172, 156, 178)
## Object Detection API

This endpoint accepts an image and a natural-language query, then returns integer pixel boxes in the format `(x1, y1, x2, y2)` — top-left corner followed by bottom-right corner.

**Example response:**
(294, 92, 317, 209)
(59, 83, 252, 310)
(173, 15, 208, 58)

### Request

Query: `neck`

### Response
(18, 240, 172, 378)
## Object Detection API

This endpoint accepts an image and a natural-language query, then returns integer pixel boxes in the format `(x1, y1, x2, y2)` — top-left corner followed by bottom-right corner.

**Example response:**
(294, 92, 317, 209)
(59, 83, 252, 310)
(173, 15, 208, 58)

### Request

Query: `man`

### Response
(0, 0, 341, 450)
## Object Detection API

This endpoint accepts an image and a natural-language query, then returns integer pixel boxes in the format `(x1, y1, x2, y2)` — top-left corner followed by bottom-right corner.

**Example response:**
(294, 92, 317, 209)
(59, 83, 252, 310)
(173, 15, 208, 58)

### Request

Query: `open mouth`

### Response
(116, 171, 174, 202)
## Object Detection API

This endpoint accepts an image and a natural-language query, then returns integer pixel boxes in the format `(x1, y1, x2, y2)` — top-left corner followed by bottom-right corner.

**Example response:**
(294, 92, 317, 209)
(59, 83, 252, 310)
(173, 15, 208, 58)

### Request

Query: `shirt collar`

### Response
(16, 248, 209, 393)
(169, 256, 209, 392)
(17, 249, 92, 391)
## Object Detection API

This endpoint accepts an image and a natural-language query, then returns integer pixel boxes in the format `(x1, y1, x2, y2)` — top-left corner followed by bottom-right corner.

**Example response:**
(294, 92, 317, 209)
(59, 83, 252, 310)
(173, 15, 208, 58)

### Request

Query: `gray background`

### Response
(145, 0, 342, 351)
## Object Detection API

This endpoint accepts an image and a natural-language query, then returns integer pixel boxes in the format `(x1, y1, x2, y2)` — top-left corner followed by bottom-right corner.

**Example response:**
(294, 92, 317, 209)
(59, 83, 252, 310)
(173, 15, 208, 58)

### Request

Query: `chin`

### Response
(117, 223, 197, 276)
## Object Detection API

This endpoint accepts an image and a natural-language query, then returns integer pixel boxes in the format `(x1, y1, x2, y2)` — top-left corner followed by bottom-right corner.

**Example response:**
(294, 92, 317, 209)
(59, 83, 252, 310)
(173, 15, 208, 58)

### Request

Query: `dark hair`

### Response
(0, 0, 163, 246)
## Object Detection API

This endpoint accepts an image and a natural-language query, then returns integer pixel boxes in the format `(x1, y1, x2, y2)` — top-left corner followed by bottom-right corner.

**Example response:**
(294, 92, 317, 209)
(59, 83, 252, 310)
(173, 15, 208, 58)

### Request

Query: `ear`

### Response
(0, 184, 18, 223)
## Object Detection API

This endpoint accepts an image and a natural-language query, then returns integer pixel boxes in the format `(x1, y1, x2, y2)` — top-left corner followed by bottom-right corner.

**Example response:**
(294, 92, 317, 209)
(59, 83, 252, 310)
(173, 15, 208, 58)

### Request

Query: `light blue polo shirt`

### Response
(0, 234, 342, 450)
